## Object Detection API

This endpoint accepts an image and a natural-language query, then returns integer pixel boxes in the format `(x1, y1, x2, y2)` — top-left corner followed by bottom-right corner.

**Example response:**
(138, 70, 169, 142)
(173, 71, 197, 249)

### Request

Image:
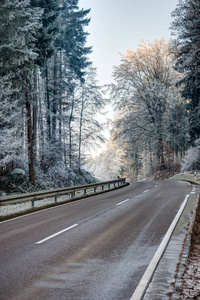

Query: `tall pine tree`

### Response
(0, 0, 43, 184)
(171, 0, 200, 144)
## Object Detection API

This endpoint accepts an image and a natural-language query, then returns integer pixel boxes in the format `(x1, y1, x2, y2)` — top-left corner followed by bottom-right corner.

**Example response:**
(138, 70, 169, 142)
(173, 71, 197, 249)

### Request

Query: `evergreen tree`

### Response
(30, 0, 58, 67)
(45, 0, 92, 164)
(0, 0, 43, 184)
(29, 0, 58, 163)
(56, 0, 91, 80)
(171, 0, 200, 144)
(0, 0, 105, 189)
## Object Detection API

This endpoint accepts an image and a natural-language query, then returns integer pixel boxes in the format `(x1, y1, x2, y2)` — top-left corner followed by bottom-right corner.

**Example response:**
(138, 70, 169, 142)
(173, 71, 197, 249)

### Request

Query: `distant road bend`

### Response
(0, 180, 192, 300)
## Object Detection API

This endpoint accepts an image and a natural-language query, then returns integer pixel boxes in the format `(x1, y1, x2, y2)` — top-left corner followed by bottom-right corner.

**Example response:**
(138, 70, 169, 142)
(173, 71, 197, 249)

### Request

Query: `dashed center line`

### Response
(36, 224, 79, 245)
(116, 199, 130, 206)
(35, 187, 152, 244)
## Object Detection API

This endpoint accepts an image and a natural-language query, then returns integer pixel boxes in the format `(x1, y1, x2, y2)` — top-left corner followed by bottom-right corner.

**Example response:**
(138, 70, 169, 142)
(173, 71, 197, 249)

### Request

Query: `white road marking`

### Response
(178, 181, 191, 186)
(1, 185, 131, 224)
(36, 224, 78, 245)
(143, 190, 149, 193)
(130, 194, 190, 300)
(154, 185, 157, 188)
(116, 199, 130, 206)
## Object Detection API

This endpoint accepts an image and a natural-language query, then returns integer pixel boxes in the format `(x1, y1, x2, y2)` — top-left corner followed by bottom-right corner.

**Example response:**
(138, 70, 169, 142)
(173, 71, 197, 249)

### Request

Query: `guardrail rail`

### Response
(0, 178, 127, 208)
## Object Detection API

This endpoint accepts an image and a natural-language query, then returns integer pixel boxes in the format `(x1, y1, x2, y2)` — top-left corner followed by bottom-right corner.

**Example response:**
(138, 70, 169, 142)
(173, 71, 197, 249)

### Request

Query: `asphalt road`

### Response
(0, 180, 192, 300)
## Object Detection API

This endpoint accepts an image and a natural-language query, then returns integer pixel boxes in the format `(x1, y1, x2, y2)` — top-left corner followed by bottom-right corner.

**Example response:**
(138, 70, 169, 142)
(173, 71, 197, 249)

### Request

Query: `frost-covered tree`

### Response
(61, 66, 107, 169)
(0, 0, 106, 191)
(0, 0, 43, 185)
(181, 139, 200, 171)
(171, 0, 200, 144)
(76, 66, 106, 169)
(110, 38, 187, 175)
(30, 0, 58, 161)
(85, 139, 123, 181)
(41, 0, 92, 164)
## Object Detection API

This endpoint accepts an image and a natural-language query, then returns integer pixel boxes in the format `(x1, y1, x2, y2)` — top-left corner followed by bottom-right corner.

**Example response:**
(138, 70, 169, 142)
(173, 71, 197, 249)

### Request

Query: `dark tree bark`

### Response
(32, 66, 38, 163)
(69, 92, 75, 168)
(45, 64, 51, 140)
(78, 87, 84, 169)
(26, 78, 35, 186)
(52, 53, 58, 143)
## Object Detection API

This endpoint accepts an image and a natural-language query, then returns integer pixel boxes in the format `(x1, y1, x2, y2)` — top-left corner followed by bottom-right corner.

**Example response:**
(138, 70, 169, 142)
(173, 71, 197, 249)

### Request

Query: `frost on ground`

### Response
(0, 195, 70, 217)
(0, 185, 112, 217)
(170, 172, 200, 184)
(179, 199, 200, 299)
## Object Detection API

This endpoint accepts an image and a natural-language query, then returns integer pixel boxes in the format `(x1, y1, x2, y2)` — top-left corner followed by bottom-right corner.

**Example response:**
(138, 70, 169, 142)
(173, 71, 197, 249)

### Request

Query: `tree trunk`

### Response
(26, 78, 35, 187)
(59, 50, 62, 145)
(52, 53, 58, 143)
(69, 93, 75, 168)
(78, 87, 84, 169)
(157, 135, 165, 170)
(32, 66, 38, 163)
(174, 103, 179, 161)
(45, 64, 51, 140)
(38, 77, 44, 163)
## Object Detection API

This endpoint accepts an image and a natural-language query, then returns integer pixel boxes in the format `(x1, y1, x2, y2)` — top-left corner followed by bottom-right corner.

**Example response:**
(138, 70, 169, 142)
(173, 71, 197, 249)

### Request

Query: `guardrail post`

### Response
(0, 178, 126, 208)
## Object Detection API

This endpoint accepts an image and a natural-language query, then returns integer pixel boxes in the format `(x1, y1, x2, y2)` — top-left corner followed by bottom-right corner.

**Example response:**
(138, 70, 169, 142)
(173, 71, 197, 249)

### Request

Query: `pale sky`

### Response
(79, 0, 179, 86)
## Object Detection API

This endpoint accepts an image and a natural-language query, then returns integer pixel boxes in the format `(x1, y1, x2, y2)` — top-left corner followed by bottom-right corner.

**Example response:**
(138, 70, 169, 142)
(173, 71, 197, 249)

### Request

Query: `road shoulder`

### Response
(143, 192, 198, 300)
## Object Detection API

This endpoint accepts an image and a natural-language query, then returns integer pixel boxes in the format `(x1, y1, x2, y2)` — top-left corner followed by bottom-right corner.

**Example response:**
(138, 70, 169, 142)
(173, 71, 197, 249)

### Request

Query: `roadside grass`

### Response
(169, 172, 200, 184)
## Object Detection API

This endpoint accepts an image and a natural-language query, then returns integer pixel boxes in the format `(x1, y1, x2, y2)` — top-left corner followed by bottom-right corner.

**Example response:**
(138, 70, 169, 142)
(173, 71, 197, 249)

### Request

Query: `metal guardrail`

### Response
(0, 178, 127, 207)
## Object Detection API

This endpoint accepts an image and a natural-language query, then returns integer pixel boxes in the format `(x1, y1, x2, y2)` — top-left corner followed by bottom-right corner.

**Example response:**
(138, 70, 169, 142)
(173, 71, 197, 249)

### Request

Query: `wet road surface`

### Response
(0, 180, 192, 300)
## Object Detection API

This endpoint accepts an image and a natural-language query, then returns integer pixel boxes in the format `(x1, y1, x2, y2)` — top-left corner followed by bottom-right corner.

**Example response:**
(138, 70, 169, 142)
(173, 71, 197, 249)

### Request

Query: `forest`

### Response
(0, 0, 108, 193)
(0, 0, 200, 192)
(87, 0, 200, 181)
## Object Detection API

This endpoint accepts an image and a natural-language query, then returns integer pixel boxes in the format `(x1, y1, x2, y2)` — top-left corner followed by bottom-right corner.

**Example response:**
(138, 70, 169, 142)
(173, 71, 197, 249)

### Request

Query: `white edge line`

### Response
(35, 224, 78, 245)
(143, 190, 149, 193)
(178, 181, 191, 186)
(116, 199, 130, 206)
(130, 194, 190, 300)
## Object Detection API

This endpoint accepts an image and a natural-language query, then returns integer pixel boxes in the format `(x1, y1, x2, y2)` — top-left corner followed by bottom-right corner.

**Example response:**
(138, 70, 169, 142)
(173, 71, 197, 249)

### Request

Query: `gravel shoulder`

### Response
(169, 173, 200, 299)
(179, 198, 200, 299)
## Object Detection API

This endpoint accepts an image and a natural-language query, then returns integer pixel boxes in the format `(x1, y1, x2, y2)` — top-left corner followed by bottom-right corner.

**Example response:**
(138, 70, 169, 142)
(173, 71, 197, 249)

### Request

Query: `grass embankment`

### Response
(169, 172, 200, 184)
